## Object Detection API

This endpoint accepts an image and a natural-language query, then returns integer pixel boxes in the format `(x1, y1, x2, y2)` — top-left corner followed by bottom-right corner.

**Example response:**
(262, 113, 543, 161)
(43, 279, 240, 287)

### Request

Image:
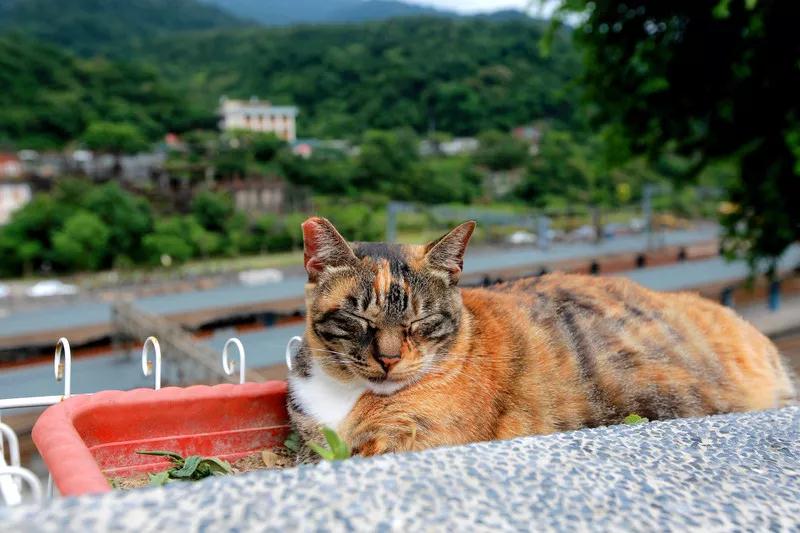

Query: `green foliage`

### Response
(418, 157, 483, 204)
(0, 36, 205, 148)
(355, 129, 420, 196)
(129, 17, 581, 138)
(552, 0, 800, 269)
(283, 431, 301, 453)
(83, 183, 154, 264)
(51, 211, 111, 272)
(474, 130, 530, 171)
(142, 217, 197, 266)
(0, 0, 243, 57)
(622, 414, 649, 425)
(136, 449, 233, 487)
(191, 190, 235, 234)
(316, 200, 385, 242)
(82, 121, 148, 154)
(251, 133, 287, 163)
(307, 427, 352, 461)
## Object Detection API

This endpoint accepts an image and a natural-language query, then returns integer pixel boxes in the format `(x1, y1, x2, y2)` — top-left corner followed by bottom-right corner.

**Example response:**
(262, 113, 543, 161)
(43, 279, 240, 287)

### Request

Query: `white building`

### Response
(0, 179, 31, 225)
(218, 97, 298, 141)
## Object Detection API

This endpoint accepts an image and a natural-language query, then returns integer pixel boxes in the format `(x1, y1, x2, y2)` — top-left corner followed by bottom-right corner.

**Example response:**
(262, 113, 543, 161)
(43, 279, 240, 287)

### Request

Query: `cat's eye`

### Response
(409, 314, 446, 337)
(339, 310, 375, 329)
(411, 313, 443, 325)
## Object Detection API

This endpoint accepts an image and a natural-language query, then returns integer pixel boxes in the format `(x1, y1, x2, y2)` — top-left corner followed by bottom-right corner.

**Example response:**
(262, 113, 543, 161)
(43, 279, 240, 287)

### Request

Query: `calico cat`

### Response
(287, 217, 796, 461)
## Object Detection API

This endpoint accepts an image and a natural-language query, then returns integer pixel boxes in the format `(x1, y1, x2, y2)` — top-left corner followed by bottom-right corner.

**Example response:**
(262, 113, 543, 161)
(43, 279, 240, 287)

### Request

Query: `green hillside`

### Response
(0, 16, 580, 146)
(0, 0, 244, 56)
(0, 37, 206, 148)
(137, 17, 581, 138)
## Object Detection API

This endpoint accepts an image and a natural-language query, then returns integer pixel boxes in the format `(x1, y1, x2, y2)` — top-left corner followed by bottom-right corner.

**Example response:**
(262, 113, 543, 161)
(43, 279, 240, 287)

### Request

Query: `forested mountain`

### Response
(0, 0, 244, 56)
(0, 16, 579, 146)
(0, 37, 206, 148)
(137, 17, 580, 138)
(201, 0, 453, 25)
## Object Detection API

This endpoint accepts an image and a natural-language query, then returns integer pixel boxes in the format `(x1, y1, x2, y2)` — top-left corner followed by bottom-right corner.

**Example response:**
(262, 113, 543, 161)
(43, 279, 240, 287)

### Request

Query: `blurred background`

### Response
(0, 0, 798, 478)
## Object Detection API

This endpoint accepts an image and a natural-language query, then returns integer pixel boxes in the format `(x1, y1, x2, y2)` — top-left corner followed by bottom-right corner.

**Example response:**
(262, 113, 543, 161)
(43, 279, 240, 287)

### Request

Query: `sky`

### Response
(411, 0, 528, 13)
(404, 0, 558, 16)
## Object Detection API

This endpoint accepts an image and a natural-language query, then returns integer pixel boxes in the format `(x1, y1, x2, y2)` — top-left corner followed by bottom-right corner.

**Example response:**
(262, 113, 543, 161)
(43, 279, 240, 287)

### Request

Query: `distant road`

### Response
(0, 227, 718, 340)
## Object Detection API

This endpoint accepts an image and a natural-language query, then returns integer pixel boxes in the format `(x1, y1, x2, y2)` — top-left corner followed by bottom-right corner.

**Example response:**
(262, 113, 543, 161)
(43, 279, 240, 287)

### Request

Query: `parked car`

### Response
(568, 225, 597, 242)
(25, 280, 79, 298)
(506, 231, 537, 245)
(238, 268, 284, 286)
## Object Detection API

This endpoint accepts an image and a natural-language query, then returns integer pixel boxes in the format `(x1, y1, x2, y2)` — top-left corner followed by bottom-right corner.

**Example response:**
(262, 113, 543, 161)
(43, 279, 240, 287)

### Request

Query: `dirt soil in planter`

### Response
(108, 447, 295, 490)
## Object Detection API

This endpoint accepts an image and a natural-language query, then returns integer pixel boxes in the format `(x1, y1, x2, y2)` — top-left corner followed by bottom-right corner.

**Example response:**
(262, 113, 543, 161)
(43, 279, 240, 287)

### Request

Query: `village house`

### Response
(0, 153, 22, 179)
(218, 97, 299, 141)
(0, 154, 31, 224)
(225, 178, 309, 215)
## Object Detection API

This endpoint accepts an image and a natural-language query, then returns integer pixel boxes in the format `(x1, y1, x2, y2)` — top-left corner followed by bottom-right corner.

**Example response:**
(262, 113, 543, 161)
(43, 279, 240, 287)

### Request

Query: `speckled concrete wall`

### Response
(3, 407, 799, 532)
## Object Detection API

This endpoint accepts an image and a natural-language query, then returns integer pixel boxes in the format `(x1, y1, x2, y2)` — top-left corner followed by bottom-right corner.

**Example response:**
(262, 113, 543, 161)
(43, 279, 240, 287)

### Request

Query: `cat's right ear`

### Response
(301, 217, 356, 282)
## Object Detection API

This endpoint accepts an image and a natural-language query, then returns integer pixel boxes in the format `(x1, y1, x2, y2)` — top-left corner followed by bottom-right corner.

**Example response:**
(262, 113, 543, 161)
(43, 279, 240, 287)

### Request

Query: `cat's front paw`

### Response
(348, 416, 419, 457)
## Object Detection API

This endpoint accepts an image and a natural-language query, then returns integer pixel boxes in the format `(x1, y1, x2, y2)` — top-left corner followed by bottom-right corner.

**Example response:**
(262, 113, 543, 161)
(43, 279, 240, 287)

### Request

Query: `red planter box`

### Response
(32, 382, 290, 496)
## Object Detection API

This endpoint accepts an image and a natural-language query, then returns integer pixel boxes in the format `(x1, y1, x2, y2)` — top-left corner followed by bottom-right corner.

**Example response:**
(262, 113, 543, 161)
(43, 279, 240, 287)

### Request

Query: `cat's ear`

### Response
(424, 220, 476, 284)
(301, 217, 356, 282)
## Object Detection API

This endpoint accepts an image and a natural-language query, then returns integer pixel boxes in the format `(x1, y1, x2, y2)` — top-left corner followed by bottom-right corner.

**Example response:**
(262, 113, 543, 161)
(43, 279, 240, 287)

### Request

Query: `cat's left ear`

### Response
(302, 217, 357, 282)
(424, 220, 476, 284)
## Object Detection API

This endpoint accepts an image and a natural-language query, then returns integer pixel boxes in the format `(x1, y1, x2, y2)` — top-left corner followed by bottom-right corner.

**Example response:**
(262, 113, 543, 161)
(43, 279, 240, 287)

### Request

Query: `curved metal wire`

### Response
(0, 423, 20, 468)
(0, 466, 43, 504)
(222, 337, 246, 384)
(54, 337, 71, 399)
(141, 336, 162, 390)
(285, 336, 303, 372)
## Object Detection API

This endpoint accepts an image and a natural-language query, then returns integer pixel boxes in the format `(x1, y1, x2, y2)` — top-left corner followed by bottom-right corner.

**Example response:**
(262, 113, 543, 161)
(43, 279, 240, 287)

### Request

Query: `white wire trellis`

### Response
(285, 336, 302, 372)
(222, 337, 246, 384)
(141, 336, 162, 390)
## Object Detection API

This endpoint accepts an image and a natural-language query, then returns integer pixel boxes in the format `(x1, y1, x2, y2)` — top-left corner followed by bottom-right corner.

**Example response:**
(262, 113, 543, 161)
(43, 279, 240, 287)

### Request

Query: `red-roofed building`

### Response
(0, 153, 22, 179)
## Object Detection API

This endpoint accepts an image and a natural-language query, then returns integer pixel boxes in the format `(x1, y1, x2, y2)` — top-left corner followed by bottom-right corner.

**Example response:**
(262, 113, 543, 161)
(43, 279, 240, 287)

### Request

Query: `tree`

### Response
(474, 130, 530, 171)
(551, 0, 800, 271)
(191, 190, 235, 234)
(354, 129, 420, 198)
(250, 133, 287, 163)
(84, 183, 153, 267)
(82, 121, 149, 177)
(52, 211, 111, 271)
(142, 217, 195, 266)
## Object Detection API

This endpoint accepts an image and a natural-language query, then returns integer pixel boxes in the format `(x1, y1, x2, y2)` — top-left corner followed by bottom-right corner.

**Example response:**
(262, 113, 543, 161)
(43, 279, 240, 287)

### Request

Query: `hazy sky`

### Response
(411, 0, 528, 13)
(405, 1, 558, 16)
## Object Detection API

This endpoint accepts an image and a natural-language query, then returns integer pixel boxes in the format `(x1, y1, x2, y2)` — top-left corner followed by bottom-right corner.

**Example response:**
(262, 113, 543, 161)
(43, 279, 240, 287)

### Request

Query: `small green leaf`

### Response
(308, 441, 335, 461)
(170, 455, 202, 478)
(148, 470, 171, 486)
(322, 427, 351, 460)
(713, 0, 731, 18)
(136, 450, 184, 462)
(284, 431, 301, 452)
(623, 414, 649, 425)
(199, 457, 232, 475)
(308, 427, 351, 461)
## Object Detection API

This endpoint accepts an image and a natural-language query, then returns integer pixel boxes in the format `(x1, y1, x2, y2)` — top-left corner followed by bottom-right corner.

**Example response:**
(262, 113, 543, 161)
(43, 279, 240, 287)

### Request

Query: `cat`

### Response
(287, 217, 797, 461)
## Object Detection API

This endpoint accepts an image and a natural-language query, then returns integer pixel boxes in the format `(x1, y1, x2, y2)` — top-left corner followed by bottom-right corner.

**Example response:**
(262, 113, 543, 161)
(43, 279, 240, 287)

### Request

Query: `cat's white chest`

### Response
(289, 361, 367, 430)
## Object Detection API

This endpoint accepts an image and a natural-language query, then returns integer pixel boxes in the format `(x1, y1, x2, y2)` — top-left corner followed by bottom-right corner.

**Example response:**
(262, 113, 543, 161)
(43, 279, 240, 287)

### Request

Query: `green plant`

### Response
(136, 449, 233, 486)
(622, 414, 649, 425)
(283, 431, 301, 453)
(307, 428, 351, 461)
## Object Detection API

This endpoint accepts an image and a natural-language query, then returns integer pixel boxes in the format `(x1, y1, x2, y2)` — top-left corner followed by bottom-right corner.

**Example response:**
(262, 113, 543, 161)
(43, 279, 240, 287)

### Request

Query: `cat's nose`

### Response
(378, 354, 401, 372)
